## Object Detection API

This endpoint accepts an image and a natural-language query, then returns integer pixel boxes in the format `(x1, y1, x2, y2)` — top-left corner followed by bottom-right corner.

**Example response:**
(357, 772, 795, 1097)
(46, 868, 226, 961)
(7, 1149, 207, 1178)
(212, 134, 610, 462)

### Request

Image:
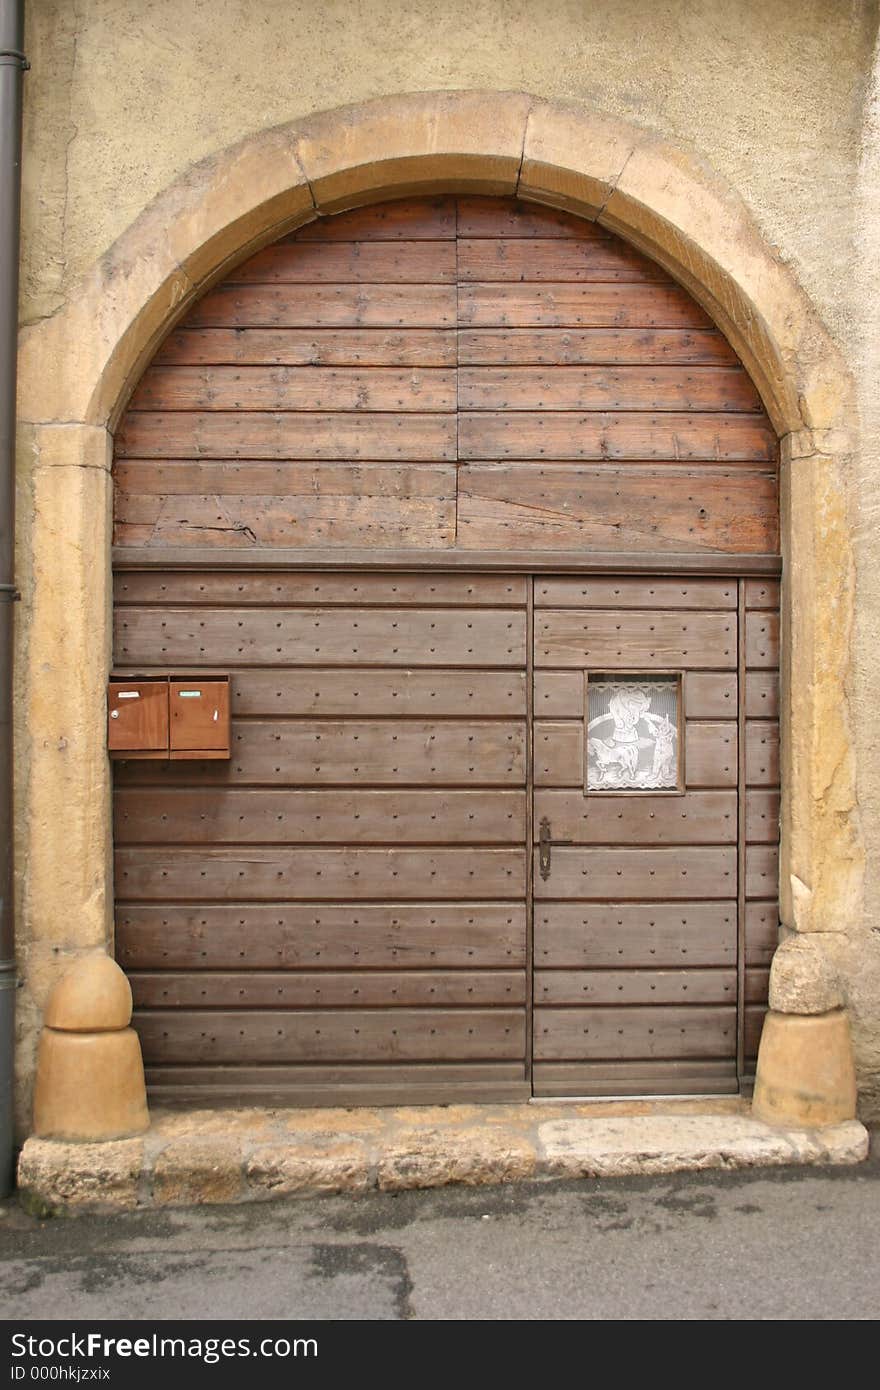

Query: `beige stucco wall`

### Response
(14, 0, 880, 1125)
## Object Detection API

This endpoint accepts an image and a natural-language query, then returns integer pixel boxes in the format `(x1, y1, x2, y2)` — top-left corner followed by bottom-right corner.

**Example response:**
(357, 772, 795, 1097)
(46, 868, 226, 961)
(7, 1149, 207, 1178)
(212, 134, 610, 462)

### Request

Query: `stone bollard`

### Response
(752, 935, 857, 1128)
(32, 955, 150, 1140)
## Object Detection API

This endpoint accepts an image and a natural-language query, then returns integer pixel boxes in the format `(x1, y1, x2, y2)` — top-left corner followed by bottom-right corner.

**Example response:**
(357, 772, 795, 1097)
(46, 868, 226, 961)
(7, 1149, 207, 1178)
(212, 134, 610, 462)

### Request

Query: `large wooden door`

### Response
(531, 576, 778, 1096)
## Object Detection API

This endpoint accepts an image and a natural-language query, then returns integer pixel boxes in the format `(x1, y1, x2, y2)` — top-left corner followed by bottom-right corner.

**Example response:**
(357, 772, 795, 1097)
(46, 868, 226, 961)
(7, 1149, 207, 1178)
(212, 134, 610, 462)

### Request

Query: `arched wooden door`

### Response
(111, 197, 779, 1105)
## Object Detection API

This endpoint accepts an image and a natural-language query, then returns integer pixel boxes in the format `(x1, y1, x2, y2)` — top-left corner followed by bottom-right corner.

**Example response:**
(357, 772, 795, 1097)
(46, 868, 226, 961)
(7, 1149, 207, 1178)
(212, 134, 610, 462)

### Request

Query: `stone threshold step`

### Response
(17, 1098, 869, 1214)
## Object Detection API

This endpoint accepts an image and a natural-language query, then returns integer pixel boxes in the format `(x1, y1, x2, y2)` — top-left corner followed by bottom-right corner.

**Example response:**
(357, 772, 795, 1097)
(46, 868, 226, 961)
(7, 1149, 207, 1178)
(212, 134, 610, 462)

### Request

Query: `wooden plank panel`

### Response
(745, 1005, 768, 1060)
(134, 1008, 526, 1063)
(115, 846, 526, 900)
(295, 199, 457, 241)
(457, 238, 669, 283)
(144, 1064, 527, 1105)
(459, 466, 779, 556)
(746, 790, 780, 843)
(746, 845, 779, 900)
(745, 611, 780, 668)
(225, 669, 527, 718)
(532, 789, 737, 844)
(456, 198, 611, 238)
(746, 720, 780, 786)
(459, 327, 738, 366)
(128, 366, 457, 412)
(534, 577, 738, 610)
(746, 967, 771, 1006)
(115, 788, 526, 845)
(115, 607, 527, 667)
(744, 902, 779, 966)
(116, 902, 528, 970)
(745, 671, 779, 719)
(115, 461, 459, 499)
(113, 571, 528, 607)
(532, 1060, 738, 1096)
(115, 720, 527, 787)
(745, 579, 781, 609)
(115, 411, 457, 461)
(534, 901, 736, 968)
(533, 1005, 736, 1060)
(535, 968, 736, 1007)
(533, 721, 737, 788)
(535, 609, 737, 668)
(115, 490, 456, 550)
(532, 846, 736, 899)
(185, 283, 457, 329)
(533, 670, 736, 719)
(154, 328, 458, 367)
(458, 283, 714, 329)
(460, 366, 760, 413)
(130, 969, 526, 1009)
(459, 412, 776, 461)
(230, 241, 457, 284)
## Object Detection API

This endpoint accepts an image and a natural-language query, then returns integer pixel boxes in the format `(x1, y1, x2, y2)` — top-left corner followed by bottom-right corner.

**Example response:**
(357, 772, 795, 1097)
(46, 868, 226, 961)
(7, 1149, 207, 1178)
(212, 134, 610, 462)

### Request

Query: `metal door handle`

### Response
(538, 817, 572, 881)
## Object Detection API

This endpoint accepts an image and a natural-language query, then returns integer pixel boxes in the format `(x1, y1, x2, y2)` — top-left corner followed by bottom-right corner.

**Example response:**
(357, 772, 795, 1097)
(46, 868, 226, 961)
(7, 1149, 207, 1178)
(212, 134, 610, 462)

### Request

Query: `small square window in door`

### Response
(585, 673, 682, 792)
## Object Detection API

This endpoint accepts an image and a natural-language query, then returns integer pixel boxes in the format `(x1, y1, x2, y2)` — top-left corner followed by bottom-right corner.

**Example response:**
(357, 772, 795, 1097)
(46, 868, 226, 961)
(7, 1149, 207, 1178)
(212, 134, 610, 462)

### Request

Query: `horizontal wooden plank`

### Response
(130, 969, 526, 1009)
(534, 720, 737, 788)
(532, 789, 737, 844)
(134, 1008, 527, 1063)
(116, 846, 527, 900)
(533, 1005, 736, 1061)
(185, 283, 457, 329)
(115, 788, 526, 845)
(456, 198, 607, 239)
(458, 283, 714, 329)
(128, 366, 457, 412)
(115, 607, 527, 667)
(534, 577, 738, 610)
(533, 670, 736, 719)
(144, 1065, 529, 1107)
(745, 1005, 768, 1060)
(745, 671, 779, 718)
(457, 238, 669, 283)
(458, 327, 739, 366)
(534, 969, 736, 1007)
(746, 611, 780, 668)
(746, 967, 771, 1006)
(115, 411, 457, 461)
(746, 790, 780, 844)
(113, 571, 529, 607)
(745, 902, 779, 967)
(459, 466, 779, 556)
(230, 240, 457, 284)
(115, 902, 527, 970)
(114, 719, 527, 787)
(532, 1061, 738, 1097)
(154, 328, 458, 368)
(459, 412, 776, 462)
(745, 578, 780, 609)
(534, 901, 736, 968)
(295, 199, 457, 241)
(460, 366, 761, 413)
(746, 721, 780, 787)
(532, 846, 736, 900)
(221, 669, 527, 719)
(535, 609, 737, 668)
(746, 845, 779, 900)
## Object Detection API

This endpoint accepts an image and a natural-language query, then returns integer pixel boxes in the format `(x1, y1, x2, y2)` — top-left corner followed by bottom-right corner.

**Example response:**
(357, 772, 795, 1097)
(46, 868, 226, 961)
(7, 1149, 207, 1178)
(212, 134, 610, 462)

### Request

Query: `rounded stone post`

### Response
(32, 955, 149, 1140)
(752, 936, 857, 1128)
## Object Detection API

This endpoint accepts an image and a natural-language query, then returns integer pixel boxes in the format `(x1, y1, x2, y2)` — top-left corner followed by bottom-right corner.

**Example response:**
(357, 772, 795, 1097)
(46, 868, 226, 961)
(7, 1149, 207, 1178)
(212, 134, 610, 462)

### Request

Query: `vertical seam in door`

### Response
(454, 196, 460, 545)
(736, 577, 747, 1084)
(525, 573, 535, 1089)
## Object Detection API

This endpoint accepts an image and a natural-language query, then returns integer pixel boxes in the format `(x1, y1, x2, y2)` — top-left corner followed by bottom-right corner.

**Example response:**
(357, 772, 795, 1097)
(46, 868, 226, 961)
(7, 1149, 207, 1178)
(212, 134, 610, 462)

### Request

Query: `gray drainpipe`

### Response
(0, 0, 25, 1198)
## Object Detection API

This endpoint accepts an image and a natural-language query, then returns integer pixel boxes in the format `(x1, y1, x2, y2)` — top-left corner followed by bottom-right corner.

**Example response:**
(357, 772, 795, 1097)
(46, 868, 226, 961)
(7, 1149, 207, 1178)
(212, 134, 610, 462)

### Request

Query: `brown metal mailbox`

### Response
(108, 680, 169, 754)
(169, 678, 230, 758)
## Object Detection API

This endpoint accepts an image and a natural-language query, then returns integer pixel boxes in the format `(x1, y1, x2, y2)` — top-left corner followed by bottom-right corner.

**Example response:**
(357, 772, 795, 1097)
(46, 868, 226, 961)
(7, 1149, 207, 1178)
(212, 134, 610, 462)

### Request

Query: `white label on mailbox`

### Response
(117, 691, 140, 699)
(178, 690, 202, 698)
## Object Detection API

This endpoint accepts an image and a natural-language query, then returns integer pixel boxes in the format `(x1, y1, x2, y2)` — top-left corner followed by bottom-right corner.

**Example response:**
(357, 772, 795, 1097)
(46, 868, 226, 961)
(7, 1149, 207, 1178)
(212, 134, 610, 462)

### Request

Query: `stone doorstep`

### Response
(16, 1100, 870, 1214)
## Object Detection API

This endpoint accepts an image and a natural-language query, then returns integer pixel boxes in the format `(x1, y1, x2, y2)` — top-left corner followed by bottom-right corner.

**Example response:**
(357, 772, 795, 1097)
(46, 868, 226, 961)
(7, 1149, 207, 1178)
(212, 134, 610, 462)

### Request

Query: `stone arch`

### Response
(14, 91, 862, 1121)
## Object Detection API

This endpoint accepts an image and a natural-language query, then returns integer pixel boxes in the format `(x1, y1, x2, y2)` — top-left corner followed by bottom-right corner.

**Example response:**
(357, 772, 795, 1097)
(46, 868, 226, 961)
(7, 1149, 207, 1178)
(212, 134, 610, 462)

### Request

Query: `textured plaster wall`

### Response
(14, 0, 880, 1119)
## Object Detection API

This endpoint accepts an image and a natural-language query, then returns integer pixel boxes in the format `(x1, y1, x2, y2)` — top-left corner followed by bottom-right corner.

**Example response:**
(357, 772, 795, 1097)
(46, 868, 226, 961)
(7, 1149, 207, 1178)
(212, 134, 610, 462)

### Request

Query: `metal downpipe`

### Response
(0, 0, 25, 1198)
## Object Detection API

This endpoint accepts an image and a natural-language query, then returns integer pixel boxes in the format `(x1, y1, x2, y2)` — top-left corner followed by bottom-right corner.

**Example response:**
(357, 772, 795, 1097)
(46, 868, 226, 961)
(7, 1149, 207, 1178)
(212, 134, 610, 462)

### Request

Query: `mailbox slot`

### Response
(108, 680, 169, 754)
(170, 679, 230, 757)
